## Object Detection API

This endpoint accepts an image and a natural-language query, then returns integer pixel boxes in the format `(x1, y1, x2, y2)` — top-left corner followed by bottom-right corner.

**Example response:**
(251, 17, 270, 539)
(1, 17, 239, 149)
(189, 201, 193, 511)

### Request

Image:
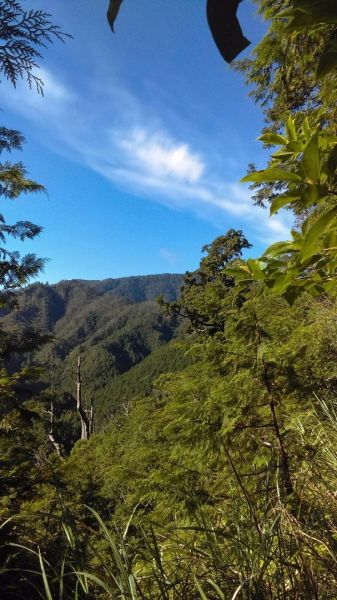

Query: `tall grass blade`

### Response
(38, 548, 53, 600)
(207, 579, 225, 599)
(195, 577, 209, 599)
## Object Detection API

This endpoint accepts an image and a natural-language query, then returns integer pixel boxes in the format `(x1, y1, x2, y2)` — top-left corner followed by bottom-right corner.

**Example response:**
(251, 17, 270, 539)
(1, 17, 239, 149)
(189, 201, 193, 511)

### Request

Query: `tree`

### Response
(0, 0, 68, 93)
(278, 0, 337, 80)
(230, 116, 337, 302)
(159, 229, 251, 332)
(0, 6, 68, 594)
(234, 0, 337, 131)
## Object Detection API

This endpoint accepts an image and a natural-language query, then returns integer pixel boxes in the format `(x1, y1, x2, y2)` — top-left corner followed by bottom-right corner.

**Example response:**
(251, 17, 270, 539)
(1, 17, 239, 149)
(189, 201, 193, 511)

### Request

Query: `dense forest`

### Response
(2, 0, 337, 598)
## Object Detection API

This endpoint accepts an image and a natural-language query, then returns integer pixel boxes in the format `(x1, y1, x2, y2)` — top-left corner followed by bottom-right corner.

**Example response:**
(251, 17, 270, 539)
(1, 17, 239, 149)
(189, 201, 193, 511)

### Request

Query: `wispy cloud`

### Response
(160, 247, 179, 266)
(2, 67, 292, 246)
(117, 128, 204, 183)
(2, 67, 74, 118)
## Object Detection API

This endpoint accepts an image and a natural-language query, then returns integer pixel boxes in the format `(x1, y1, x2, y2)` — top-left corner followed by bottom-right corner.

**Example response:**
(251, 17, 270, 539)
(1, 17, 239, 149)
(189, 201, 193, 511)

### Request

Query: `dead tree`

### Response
(88, 397, 94, 435)
(43, 351, 63, 458)
(47, 400, 63, 459)
(76, 356, 91, 440)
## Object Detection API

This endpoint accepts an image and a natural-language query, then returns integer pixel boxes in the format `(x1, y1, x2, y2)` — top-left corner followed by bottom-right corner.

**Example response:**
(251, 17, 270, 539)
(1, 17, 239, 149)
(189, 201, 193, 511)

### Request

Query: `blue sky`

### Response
(2, 0, 292, 283)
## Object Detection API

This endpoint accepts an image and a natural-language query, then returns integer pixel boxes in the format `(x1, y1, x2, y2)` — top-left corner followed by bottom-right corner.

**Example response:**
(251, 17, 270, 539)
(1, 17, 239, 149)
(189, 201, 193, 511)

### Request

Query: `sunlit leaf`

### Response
(301, 206, 337, 262)
(247, 258, 266, 280)
(302, 130, 320, 182)
(270, 192, 301, 215)
(257, 133, 287, 145)
(241, 168, 302, 184)
(286, 115, 297, 141)
(263, 240, 296, 257)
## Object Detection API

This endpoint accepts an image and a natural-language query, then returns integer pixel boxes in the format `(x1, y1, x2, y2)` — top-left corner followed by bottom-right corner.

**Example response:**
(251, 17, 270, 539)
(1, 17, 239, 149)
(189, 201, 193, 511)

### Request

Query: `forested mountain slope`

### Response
(1, 274, 184, 424)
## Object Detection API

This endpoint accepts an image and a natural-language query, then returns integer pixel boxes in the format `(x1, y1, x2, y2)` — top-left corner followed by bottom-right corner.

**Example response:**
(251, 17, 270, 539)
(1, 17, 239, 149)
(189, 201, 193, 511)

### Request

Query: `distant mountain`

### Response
(2, 274, 185, 428)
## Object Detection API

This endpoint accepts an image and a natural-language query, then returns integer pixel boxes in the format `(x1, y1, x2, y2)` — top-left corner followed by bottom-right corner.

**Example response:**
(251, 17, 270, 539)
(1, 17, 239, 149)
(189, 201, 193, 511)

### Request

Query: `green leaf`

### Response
(302, 130, 320, 182)
(302, 117, 311, 137)
(241, 168, 302, 184)
(38, 550, 53, 600)
(316, 44, 337, 80)
(225, 265, 251, 280)
(247, 258, 266, 280)
(207, 580, 225, 600)
(301, 184, 328, 206)
(195, 578, 209, 600)
(287, 140, 305, 152)
(263, 240, 296, 258)
(323, 229, 337, 250)
(270, 192, 301, 215)
(301, 206, 337, 262)
(327, 145, 337, 182)
(258, 133, 287, 145)
(286, 115, 297, 141)
(271, 271, 298, 294)
(272, 149, 295, 161)
(107, 0, 124, 32)
(280, 1, 337, 30)
(283, 287, 300, 306)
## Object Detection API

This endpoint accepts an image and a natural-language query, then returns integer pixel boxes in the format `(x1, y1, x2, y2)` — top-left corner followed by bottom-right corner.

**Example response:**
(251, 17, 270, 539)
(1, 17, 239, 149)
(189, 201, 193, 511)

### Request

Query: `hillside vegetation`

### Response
(3, 1, 337, 598)
(1, 274, 184, 427)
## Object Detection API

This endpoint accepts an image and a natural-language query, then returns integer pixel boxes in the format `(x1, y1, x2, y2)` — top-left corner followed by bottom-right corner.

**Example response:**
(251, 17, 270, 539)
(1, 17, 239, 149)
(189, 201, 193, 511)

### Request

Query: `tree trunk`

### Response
(76, 356, 90, 440)
(46, 400, 63, 459)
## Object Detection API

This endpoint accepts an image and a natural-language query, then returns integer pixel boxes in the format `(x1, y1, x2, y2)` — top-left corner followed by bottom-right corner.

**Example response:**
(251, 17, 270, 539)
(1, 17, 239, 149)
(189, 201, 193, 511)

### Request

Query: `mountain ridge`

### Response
(2, 273, 185, 425)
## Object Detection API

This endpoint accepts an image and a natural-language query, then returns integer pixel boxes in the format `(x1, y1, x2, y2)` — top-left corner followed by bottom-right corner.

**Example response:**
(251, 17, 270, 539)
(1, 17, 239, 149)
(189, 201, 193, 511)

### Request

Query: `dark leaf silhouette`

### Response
(207, 0, 250, 63)
(107, 0, 250, 63)
(107, 0, 123, 32)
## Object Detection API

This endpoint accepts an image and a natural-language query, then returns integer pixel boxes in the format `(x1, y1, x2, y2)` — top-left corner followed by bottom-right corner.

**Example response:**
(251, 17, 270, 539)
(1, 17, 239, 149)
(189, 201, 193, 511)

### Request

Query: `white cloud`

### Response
(118, 128, 204, 183)
(2, 67, 292, 246)
(1, 67, 74, 119)
(39, 68, 74, 104)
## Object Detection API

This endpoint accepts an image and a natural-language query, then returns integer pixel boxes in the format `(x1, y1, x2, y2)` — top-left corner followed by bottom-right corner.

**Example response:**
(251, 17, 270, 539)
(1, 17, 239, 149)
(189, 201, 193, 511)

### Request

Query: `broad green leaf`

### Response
(327, 145, 337, 182)
(225, 265, 251, 280)
(272, 149, 295, 161)
(301, 206, 337, 262)
(287, 140, 305, 152)
(286, 115, 297, 141)
(302, 117, 311, 137)
(258, 133, 287, 145)
(107, 0, 124, 32)
(283, 287, 300, 305)
(241, 168, 301, 184)
(263, 240, 297, 257)
(270, 192, 301, 215)
(316, 44, 337, 80)
(302, 130, 320, 182)
(247, 258, 266, 280)
(271, 271, 297, 294)
(320, 131, 337, 144)
(301, 184, 328, 206)
(323, 229, 337, 250)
